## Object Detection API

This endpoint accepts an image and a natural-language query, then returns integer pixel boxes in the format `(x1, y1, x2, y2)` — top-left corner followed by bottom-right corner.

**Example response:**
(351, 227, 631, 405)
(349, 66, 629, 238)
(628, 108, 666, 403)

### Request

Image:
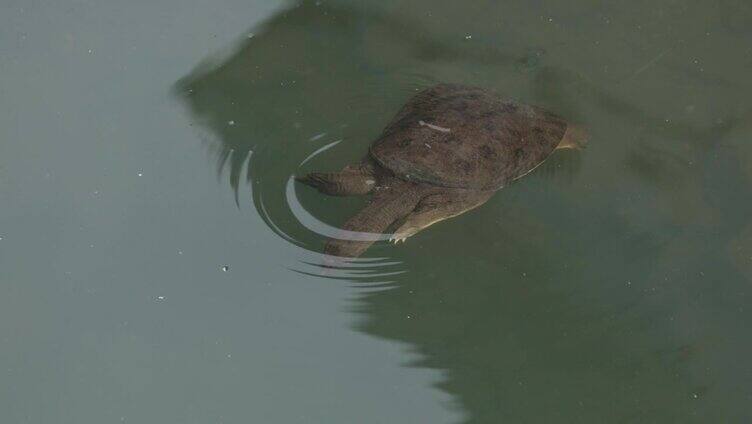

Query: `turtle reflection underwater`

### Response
(297, 83, 588, 258)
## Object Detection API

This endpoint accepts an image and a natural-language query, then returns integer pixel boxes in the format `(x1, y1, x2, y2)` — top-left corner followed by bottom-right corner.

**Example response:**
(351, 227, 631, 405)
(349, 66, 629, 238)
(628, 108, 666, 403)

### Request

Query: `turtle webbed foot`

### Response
(388, 225, 419, 244)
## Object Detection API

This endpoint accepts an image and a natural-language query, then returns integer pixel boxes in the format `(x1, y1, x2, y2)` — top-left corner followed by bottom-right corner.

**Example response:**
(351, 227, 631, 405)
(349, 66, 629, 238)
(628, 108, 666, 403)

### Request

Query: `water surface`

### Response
(2, 0, 751, 422)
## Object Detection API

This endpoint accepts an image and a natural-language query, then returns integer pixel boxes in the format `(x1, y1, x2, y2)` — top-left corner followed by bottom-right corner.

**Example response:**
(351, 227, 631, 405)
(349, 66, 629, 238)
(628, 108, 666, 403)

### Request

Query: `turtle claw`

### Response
(388, 235, 408, 244)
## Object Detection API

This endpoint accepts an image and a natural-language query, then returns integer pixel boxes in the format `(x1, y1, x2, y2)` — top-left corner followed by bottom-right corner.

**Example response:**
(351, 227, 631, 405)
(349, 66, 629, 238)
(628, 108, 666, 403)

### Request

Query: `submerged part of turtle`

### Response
(297, 83, 587, 258)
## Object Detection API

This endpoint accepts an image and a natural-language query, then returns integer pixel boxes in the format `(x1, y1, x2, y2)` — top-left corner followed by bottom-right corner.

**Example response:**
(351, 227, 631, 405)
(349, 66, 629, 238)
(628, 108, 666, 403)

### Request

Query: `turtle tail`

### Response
(324, 183, 424, 259)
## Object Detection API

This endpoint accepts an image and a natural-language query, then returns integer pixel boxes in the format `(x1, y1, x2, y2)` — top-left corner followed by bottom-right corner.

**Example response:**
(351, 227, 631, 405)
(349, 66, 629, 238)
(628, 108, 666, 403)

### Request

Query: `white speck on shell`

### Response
(419, 120, 451, 133)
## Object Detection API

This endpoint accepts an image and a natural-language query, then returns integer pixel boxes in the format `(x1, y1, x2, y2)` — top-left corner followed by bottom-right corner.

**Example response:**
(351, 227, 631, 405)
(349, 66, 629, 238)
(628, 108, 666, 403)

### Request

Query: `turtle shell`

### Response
(369, 83, 569, 190)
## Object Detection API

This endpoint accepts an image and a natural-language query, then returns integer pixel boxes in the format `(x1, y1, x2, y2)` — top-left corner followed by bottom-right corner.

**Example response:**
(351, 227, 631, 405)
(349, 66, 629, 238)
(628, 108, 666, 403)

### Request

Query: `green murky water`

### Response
(2, 1, 751, 422)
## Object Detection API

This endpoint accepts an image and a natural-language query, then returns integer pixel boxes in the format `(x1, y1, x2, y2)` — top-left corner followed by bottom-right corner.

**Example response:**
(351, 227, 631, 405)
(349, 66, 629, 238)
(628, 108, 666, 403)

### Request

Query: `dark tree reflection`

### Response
(175, 1, 752, 421)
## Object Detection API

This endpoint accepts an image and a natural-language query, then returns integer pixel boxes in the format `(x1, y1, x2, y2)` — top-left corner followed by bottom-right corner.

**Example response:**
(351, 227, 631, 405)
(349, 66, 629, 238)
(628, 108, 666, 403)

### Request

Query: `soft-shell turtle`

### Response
(297, 83, 587, 258)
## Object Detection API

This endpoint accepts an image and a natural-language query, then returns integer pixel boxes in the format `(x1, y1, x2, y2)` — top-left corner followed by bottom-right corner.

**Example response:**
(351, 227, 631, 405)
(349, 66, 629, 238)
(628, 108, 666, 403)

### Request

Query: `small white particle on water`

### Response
(157, 295, 165, 301)
(309, 132, 327, 142)
(137, 171, 143, 177)
(88, 49, 93, 54)
(222, 265, 229, 272)
(465, 34, 472, 39)
(407, 315, 412, 319)
(247, 33, 255, 38)
(177, 250, 183, 255)
(228, 120, 235, 126)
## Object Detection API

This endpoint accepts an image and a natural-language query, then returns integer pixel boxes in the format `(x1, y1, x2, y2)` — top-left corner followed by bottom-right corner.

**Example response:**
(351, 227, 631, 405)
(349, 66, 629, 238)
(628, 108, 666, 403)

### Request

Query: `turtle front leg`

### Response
(390, 189, 493, 243)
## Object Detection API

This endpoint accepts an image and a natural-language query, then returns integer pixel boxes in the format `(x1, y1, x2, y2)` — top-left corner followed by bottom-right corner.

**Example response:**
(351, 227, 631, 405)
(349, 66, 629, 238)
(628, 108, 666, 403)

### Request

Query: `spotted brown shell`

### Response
(369, 83, 569, 190)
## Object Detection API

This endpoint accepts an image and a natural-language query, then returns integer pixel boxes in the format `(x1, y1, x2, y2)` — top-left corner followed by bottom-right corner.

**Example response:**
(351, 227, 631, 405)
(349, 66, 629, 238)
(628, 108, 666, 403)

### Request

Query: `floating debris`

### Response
(221, 265, 229, 272)
(465, 34, 472, 40)
(228, 120, 235, 126)
(156, 295, 165, 301)
(308, 132, 327, 142)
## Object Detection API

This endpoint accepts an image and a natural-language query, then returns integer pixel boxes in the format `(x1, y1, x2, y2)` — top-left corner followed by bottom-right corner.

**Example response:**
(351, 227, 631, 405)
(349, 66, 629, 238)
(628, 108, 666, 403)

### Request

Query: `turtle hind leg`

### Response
(296, 162, 377, 196)
(390, 189, 493, 243)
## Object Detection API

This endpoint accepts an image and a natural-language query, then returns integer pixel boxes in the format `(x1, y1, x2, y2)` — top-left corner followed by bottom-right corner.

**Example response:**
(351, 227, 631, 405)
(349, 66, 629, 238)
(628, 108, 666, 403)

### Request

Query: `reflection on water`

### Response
(175, 0, 752, 421)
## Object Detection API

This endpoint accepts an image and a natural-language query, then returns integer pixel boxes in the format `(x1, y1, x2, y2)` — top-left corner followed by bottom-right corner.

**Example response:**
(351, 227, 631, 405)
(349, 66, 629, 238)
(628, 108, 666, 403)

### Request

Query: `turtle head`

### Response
(557, 124, 589, 150)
